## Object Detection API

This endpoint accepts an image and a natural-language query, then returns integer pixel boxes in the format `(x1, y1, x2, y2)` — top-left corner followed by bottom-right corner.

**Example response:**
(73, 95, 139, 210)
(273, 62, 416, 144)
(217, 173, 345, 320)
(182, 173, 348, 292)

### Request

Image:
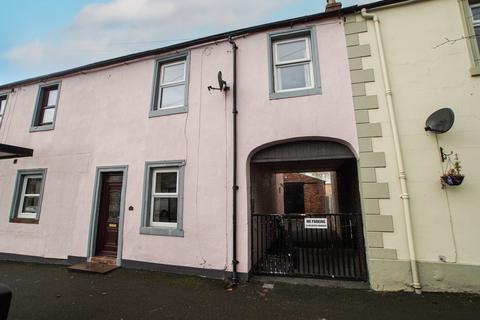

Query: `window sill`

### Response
(269, 87, 321, 100)
(30, 124, 54, 132)
(470, 66, 480, 76)
(140, 226, 184, 237)
(9, 218, 39, 224)
(149, 106, 188, 118)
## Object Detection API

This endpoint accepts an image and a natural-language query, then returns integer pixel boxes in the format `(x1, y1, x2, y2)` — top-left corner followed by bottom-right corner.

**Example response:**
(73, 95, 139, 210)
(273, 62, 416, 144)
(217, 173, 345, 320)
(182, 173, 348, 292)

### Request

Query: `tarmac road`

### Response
(0, 261, 479, 320)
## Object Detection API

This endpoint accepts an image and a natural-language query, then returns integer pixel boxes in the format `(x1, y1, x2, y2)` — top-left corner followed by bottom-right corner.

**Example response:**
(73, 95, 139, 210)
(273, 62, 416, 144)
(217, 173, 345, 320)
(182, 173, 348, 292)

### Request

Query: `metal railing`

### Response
(251, 213, 367, 280)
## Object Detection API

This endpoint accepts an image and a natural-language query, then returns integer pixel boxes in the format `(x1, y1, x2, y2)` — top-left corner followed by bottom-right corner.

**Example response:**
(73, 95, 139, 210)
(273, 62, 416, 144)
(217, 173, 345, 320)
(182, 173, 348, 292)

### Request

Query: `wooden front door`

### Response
(95, 172, 123, 257)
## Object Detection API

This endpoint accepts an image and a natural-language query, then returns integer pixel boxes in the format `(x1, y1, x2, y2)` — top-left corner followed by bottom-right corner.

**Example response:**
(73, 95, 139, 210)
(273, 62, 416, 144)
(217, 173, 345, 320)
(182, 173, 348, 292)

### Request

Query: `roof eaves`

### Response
(0, 5, 359, 90)
(0, 0, 412, 90)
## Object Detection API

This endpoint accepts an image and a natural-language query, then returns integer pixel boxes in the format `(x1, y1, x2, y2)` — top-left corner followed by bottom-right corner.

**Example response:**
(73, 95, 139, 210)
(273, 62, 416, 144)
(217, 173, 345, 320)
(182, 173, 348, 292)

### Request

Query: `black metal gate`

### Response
(251, 213, 367, 280)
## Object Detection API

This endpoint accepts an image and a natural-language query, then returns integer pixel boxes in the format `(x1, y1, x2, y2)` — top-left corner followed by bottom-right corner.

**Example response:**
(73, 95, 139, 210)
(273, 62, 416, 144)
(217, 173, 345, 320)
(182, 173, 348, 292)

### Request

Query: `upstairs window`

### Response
(0, 94, 7, 129)
(268, 27, 321, 99)
(31, 83, 60, 131)
(150, 53, 190, 117)
(471, 3, 480, 48)
(273, 37, 314, 92)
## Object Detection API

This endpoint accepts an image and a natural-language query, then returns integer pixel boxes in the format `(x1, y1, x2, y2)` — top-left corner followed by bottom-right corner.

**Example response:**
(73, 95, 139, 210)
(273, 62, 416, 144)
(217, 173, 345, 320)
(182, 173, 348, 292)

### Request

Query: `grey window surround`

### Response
(149, 52, 190, 118)
(268, 26, 322, 100)
(9, 168, 47, 223)
(140, 160, 185, 237)
(30, 81, 61, 132)
(471, 3, 480, 75)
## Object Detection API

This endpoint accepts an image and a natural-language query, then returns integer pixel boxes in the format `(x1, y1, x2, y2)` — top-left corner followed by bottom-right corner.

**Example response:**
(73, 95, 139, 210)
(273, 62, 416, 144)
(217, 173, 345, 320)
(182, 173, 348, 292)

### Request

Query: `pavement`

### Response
(1, 261, 479, 320)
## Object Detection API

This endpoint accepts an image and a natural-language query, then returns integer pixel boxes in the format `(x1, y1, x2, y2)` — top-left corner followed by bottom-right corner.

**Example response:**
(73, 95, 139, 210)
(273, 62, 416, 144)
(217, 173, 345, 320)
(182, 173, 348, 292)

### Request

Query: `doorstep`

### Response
(68, 256, 119, 274)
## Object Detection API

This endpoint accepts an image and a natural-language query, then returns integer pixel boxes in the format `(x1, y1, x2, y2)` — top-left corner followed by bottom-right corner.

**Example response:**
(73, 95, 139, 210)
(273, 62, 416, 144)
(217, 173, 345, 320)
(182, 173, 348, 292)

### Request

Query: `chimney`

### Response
(325, 0, 342, 12)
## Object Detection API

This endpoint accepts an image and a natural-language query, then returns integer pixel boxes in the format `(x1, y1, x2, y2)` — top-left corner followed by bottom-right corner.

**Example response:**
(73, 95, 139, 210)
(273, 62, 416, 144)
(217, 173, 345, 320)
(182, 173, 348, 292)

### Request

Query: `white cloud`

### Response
(5, 0, 298, 73)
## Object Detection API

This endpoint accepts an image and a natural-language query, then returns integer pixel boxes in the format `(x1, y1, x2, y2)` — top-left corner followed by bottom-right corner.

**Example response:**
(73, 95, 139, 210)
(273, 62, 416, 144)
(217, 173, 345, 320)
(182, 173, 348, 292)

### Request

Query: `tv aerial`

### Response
(208, 71, 229, 92)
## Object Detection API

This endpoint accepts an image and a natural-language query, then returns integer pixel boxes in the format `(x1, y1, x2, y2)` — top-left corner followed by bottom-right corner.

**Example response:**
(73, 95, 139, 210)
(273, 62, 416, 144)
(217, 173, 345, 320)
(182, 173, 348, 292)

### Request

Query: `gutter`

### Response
(360, 8, 422, 294)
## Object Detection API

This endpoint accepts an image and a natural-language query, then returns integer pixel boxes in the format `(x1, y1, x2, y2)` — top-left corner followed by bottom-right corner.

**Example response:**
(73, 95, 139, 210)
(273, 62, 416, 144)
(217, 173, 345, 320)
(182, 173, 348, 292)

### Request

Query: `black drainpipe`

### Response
(229, 37, 239, 284)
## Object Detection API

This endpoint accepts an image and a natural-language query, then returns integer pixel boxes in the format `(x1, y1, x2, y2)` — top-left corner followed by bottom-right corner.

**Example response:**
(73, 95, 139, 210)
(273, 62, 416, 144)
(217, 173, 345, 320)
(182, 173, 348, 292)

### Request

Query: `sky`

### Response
(0, 0, 370, 85)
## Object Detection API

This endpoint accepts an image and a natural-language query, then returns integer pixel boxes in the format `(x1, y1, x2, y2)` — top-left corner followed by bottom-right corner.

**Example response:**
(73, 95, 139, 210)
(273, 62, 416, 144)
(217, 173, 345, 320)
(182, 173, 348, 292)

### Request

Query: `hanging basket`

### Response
(441, 174, 464, 187)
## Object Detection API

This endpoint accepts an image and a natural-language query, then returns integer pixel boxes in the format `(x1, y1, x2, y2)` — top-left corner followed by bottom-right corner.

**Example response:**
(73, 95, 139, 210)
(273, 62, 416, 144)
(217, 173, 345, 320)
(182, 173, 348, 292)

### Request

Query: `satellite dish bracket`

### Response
(208, 71, 230, 92)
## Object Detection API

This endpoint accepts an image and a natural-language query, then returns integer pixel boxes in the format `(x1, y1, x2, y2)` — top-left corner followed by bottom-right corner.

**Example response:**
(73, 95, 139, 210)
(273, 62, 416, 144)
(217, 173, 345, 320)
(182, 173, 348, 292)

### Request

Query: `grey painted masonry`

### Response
(344, 15, 398, 264)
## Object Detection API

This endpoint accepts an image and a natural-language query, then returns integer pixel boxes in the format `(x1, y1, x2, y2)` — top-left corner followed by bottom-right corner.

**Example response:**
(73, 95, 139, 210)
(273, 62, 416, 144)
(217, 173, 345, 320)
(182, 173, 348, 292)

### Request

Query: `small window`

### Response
(10, 169, 47, 223)
(150, 169, 179, 227)
(268, 27, 321, 99)
(141, 161, 185, 236)
(31, 83, 60, 131)
(471, 3, 480, 49)
(273, 37, 314, 92)
(150, 53, 189, 117)
(0, 94, 7, 129)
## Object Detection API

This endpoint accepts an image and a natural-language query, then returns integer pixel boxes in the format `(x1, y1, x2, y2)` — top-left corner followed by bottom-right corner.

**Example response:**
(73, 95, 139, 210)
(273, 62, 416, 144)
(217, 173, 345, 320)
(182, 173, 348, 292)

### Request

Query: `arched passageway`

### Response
(249, 140, 367, 281)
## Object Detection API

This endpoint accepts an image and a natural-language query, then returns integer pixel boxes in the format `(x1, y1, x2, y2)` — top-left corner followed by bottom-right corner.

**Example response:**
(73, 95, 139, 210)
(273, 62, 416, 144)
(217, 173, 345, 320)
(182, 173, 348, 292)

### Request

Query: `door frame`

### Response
(87, 165, 128, 265)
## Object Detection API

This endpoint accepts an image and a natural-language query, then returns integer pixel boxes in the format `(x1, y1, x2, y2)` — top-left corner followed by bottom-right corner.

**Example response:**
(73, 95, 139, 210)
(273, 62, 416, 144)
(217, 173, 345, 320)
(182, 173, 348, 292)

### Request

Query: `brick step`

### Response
(90, 256, 117, 265)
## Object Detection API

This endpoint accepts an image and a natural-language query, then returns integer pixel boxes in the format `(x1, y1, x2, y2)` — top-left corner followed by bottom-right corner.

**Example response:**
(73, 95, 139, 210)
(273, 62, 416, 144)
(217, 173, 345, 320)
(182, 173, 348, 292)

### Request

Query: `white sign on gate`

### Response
(304, 218, 328, 229)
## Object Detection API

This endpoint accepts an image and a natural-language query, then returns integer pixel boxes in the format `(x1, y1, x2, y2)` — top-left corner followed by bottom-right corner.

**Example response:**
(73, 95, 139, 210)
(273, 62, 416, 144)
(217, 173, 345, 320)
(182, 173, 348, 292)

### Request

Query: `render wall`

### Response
(0, 17, 358, 276)
(347, 0, 480, 292)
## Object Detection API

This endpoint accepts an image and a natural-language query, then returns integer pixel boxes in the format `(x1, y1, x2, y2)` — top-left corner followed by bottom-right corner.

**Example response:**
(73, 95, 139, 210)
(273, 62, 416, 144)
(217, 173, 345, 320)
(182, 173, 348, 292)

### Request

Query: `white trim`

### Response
(273, 37, 311, 65)
(158, 60, 187, 109)
(160, 61, 186, 85)
(150, 169, 179, 228)
(17, 175, 42, 219)
(272, 36, 315, 93)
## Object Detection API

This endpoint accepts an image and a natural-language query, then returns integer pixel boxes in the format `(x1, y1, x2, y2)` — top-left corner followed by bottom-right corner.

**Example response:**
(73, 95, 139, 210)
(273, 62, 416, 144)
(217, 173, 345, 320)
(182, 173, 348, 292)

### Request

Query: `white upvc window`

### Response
(471, 3, 480, 48)
(10, 169, 47, 223)
(0, 95, 7, 129)
(150, 169, 179, 228)
(158, 60, 187, 109)
(17, 175, 43, 219)
(273, 37, 315, 93)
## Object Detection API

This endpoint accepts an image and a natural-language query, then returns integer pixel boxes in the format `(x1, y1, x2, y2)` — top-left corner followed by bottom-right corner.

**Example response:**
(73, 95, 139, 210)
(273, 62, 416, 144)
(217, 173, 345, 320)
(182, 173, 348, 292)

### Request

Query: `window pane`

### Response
(472, 6, 480, 21)
(22, 196, 39, 214)
(108, 191, 121, 219)
(475, 26, 480, 47)
(277, 63, 311, 90)
(41, 107, 55, 124)
(46, 89, 58, 106)
(160, 84, 185, 108)
(152, 197, 178, 223)
(162, 62, 185, 84)
(0, 98, 6, 115)
(276, 40, 307, 63)
(26, 177, 42, 194)
(155, 172, 177, 193)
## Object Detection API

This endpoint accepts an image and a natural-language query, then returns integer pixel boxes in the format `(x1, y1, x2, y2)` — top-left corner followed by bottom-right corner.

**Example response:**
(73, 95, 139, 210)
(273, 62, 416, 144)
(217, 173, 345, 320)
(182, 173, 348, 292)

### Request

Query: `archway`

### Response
(249, 139, 367, 281)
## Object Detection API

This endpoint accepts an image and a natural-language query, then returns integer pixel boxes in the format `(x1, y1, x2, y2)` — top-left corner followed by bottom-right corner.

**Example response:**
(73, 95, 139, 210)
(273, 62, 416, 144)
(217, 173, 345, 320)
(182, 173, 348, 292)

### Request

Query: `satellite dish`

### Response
(218, 71, 228, 91)
(424, 108, 455, 133)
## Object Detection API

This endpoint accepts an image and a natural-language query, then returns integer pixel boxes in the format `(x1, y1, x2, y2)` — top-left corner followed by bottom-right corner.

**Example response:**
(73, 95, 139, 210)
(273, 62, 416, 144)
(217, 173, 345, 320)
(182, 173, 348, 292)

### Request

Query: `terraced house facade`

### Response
(0, 0, 479, 294)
